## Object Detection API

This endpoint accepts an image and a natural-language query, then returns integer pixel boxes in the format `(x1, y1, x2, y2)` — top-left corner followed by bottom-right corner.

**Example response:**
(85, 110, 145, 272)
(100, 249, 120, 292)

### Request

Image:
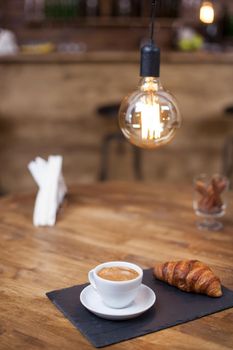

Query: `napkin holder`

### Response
(28, 156, 67, 227)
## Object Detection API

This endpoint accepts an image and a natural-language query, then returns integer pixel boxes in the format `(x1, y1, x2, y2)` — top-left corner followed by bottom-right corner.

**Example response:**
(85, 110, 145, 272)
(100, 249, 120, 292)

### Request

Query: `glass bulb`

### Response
(118, 77, 181, 149)
(200, 1, 215, 24)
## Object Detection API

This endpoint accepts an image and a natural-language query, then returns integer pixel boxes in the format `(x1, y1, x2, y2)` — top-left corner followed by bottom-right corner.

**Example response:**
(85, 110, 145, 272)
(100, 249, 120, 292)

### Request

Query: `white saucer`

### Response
(80, 284, 156, 320)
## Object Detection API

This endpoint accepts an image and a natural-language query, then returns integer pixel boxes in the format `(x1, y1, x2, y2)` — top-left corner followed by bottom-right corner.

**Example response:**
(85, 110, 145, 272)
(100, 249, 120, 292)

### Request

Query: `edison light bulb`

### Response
(119, 38, 181, 150)
(119, 76, 181, 149)
(200, 1, 215, 24)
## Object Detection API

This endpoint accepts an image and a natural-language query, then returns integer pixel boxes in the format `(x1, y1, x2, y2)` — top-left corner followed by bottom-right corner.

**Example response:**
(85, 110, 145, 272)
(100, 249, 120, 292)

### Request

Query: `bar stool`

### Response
(97, 104, 143, 181)
(222, 137, 233, 178)
(222, 106, 233, 186)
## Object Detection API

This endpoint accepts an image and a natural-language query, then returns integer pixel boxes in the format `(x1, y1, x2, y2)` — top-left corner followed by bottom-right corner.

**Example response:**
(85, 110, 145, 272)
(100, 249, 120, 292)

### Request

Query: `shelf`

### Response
(25, 17, 179, 29)
(0, 51, 233, 65)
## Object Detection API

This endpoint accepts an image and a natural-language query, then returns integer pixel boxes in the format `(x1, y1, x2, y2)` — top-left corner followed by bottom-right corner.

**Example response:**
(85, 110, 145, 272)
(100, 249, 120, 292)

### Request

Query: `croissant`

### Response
(153, 260, 222, 297)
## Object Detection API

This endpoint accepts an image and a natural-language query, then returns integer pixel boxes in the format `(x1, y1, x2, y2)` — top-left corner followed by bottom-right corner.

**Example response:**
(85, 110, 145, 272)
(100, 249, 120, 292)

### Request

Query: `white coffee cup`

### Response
(88, 261, 143, 309)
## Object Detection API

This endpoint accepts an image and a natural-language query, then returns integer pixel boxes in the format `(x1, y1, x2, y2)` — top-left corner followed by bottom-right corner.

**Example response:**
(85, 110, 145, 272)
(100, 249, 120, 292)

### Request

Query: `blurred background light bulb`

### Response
(200, 1, 215, 24)
(119, 76, 181, 149)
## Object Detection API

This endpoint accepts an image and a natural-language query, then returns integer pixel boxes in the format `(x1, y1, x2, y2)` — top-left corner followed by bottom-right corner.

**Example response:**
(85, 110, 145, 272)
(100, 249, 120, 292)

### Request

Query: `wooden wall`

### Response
(0, 60, 232, 193)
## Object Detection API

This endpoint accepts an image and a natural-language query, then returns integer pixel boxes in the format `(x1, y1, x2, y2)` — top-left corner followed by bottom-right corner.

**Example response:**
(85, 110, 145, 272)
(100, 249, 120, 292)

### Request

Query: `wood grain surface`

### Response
(0, 182, 232, 350)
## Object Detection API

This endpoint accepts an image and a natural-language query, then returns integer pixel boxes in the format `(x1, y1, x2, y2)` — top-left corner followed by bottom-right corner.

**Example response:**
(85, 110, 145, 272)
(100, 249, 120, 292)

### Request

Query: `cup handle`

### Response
(88, 269, 97, 291)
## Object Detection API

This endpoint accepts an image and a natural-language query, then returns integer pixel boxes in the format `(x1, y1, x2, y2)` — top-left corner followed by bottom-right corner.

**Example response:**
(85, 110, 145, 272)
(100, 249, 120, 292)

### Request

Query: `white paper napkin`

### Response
(28, 156, 67, 227)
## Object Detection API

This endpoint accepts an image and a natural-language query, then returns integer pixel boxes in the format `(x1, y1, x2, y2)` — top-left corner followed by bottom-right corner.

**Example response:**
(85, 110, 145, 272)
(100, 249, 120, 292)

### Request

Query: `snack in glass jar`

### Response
(193, 174, 229, 231)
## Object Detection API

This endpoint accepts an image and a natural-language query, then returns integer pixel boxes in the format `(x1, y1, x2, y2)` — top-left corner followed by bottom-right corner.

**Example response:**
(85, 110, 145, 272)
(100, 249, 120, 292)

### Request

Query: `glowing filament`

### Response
(136, 102, 162, 140)
(200, 2, 214, 24)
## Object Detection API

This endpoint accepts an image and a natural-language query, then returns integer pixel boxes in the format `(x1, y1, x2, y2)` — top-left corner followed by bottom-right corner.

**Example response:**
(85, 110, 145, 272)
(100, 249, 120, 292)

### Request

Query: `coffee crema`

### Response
(97, 266, 139, 281)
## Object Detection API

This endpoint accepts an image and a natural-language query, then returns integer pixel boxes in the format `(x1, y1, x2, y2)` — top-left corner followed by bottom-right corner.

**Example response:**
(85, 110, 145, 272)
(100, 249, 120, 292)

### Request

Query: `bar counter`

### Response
(0, 49, 233, 193)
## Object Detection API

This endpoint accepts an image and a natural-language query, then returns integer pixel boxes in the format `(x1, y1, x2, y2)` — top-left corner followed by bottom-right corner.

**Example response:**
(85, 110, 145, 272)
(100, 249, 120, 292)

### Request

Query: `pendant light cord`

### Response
(150, 0, 156, 43)
(140, 0, 160, 78)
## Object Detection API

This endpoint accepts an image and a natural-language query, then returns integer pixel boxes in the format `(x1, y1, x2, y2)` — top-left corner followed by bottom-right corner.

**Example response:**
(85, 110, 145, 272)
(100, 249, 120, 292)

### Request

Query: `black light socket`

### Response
(140, 43, 160, 77)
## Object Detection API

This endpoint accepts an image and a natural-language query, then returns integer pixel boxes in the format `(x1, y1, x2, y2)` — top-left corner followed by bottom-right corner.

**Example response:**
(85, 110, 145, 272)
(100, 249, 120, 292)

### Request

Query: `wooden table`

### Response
(0, 182, 233, 350)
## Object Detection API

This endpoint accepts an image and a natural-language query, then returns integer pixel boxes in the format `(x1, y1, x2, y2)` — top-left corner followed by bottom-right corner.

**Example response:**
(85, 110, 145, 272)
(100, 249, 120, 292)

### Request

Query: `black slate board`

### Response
(46, 269, 233, 348)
